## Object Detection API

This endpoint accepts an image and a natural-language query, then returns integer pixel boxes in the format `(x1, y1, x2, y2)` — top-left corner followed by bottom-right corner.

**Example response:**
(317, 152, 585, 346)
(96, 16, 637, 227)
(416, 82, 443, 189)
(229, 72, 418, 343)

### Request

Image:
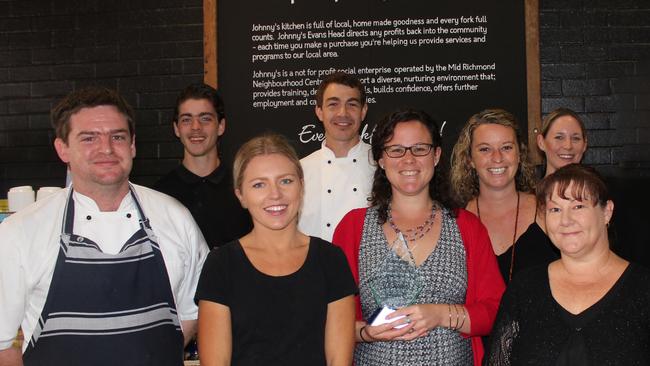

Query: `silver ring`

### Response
(405, 316, 411, 324)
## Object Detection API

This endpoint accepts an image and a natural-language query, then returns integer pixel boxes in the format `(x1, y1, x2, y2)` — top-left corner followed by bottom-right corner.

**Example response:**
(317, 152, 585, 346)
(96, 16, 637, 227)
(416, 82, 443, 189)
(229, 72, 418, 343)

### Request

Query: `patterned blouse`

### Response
(355, 206, 473, 366)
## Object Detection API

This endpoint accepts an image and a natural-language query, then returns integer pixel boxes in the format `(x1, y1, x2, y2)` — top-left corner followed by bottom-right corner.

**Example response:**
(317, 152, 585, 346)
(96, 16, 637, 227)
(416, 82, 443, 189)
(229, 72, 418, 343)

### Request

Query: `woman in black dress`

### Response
(450, 109, 557, 283)
(485, 164, 650, 365)
(195, 134, 357, 366)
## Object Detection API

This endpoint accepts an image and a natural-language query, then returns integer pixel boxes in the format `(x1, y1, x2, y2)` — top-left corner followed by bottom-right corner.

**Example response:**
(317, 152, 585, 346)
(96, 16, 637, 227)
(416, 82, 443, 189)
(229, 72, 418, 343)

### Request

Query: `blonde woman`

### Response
(195, 134, 356, 366)
(451, 109, 557, 282)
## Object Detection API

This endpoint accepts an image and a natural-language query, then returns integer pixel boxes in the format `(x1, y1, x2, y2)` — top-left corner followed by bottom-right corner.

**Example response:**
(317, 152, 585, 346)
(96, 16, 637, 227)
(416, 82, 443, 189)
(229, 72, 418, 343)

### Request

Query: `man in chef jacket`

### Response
(298, 72, 375, 242)
(0, 86, 208, 366)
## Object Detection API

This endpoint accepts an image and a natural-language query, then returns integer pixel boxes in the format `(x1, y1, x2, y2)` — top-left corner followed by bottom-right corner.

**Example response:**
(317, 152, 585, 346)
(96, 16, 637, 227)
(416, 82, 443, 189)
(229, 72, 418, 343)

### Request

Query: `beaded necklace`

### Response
(387, 203, 437, 246)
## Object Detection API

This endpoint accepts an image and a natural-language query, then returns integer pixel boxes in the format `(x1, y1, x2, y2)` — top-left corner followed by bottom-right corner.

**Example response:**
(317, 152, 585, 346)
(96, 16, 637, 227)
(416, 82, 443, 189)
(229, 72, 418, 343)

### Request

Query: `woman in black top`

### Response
(485, 164, 650, 365)
(450, 109, 557, 283)
(195, 134, 357, 366)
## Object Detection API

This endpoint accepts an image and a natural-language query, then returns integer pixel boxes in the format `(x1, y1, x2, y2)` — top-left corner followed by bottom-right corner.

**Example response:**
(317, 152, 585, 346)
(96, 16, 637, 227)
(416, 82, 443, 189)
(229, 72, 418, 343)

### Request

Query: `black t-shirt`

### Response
(195, 237, 358, 366)
(153, 163, 252, 249)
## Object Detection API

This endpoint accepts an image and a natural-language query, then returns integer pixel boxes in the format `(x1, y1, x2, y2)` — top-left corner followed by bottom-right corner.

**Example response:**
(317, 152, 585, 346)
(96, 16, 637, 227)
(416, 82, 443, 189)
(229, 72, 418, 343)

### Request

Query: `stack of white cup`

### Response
(7, 186, 62, 213)
(36, 187, 62, 201)
(7, 186, 35, 213)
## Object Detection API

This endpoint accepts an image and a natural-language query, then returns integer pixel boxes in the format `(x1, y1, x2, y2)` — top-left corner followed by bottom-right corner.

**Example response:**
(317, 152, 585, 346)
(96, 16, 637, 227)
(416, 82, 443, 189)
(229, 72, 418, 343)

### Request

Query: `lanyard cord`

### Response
(477, 191, 520, 281)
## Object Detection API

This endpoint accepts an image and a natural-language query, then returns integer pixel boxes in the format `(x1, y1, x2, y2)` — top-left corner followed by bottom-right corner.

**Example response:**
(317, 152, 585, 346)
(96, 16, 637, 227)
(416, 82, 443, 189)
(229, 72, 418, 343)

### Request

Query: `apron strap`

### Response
(61, 189, 75, 235)
(127, 184, 152, 231)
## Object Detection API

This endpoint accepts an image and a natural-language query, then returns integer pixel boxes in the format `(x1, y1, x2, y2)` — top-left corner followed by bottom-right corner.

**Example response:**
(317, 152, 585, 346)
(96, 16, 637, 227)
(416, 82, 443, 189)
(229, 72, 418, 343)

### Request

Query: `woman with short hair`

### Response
(485, 164, 650, 365)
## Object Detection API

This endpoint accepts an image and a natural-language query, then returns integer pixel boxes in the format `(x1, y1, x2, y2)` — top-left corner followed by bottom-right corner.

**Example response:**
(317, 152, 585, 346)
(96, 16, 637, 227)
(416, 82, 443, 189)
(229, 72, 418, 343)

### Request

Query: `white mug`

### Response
(8, 186, 35, 212)
(37, 187, 62, 201)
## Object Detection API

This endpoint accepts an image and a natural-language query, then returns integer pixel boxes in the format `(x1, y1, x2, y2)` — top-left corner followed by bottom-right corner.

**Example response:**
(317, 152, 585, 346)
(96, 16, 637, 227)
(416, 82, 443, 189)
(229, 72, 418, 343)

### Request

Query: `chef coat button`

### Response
(86, 215, 91, 220)
(326, 223, 331, 227)
(353, 187, 357, 192)
(327, 189, 331, 193)
(126, 213, 132, 218)
(327, 160, 331, 164)
(353, 159, 357, 163)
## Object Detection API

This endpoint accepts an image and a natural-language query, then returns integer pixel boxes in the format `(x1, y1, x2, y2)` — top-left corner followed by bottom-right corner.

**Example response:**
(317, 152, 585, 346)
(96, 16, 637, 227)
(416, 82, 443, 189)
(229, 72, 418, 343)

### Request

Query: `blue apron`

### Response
(23, 187, 184, 366)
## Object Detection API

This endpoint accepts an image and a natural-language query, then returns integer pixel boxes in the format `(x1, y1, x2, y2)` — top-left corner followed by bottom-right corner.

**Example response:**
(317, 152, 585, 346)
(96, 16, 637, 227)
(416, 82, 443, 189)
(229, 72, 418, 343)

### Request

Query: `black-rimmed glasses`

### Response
(383, 143, 434, 158)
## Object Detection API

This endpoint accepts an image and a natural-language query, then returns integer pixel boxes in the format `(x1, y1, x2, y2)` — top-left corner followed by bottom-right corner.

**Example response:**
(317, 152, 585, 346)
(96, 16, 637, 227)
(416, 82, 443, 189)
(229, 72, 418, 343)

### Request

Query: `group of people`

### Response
(0, 71, 647, 366)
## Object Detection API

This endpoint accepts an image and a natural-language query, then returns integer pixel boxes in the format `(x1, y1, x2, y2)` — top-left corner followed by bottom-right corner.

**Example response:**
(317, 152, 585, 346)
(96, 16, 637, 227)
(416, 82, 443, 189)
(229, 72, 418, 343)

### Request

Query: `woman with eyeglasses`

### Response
(450, 109, 558, 283)
(333, 109, 504, 366)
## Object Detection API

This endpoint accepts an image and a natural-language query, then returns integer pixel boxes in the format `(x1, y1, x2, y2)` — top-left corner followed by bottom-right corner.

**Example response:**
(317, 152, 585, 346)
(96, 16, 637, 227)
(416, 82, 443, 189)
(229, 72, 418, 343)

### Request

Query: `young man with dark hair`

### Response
(299, 72, 375, 241)
(154, 83, 251, 250)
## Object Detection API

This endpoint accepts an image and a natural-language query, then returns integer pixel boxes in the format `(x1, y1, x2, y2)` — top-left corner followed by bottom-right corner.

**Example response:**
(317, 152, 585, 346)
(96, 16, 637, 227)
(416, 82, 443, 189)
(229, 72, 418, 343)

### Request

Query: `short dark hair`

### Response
(51, 86, 135, 143)
(173, 83, 225, 123)
(536, 163, 609, 211)
(370, 108, 456, 223)
(315, 72, 366, 108)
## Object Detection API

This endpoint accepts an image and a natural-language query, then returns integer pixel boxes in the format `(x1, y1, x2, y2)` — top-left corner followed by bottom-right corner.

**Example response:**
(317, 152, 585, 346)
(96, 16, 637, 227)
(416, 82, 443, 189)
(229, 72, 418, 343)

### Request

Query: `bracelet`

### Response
(448, 304, 452, 329)
(359, 325, 370, 343)
(453, 304, 460, 330)
(457, 305, 467, 331)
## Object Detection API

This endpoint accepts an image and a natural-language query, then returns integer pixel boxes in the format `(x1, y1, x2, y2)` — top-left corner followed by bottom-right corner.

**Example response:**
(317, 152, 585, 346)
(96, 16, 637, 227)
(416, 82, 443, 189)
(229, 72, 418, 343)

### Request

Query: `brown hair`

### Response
(233, 133, 303, 190)
(450, 109, 536, 206)
(540, 107, 586, 138)
(173, 83, 226, 124)
(315, 72, 366, 108)
(51, 86, 135, 143)
(536, 163, 609, 211)
(370, 108, 455, 223)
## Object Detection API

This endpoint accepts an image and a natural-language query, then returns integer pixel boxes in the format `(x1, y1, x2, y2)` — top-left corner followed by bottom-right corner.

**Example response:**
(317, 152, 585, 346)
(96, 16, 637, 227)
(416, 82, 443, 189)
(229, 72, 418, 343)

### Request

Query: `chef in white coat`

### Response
(299, 72, 375, 242)
(0, 86, 207, 366)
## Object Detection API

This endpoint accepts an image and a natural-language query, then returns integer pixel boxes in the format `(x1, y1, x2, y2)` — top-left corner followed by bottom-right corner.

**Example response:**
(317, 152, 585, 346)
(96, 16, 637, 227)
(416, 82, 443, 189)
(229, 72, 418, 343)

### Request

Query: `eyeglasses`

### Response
(383, 143, 434, 158)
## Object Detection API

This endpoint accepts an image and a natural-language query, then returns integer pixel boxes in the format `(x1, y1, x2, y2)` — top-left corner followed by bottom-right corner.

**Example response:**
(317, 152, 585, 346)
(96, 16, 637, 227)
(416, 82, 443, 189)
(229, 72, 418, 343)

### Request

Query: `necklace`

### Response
(387, 203, 437, 245)
(477, 191, 520, 282)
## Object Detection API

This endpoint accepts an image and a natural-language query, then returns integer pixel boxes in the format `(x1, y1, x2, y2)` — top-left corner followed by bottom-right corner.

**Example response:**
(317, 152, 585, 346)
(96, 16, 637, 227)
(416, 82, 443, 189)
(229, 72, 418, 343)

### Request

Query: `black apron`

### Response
(23, 187, 184, 366)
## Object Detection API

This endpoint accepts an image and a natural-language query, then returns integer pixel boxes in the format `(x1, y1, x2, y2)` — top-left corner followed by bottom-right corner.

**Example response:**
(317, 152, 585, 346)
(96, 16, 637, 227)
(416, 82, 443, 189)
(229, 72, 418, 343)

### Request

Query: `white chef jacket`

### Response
(0, 184, 208, 351)
(299, 140, 375, 241)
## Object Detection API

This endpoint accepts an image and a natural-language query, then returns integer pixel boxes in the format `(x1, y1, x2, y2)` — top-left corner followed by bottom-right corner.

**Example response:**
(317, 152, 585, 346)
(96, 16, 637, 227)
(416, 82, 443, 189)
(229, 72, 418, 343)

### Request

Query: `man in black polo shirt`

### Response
(154, 83, 251, 250)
